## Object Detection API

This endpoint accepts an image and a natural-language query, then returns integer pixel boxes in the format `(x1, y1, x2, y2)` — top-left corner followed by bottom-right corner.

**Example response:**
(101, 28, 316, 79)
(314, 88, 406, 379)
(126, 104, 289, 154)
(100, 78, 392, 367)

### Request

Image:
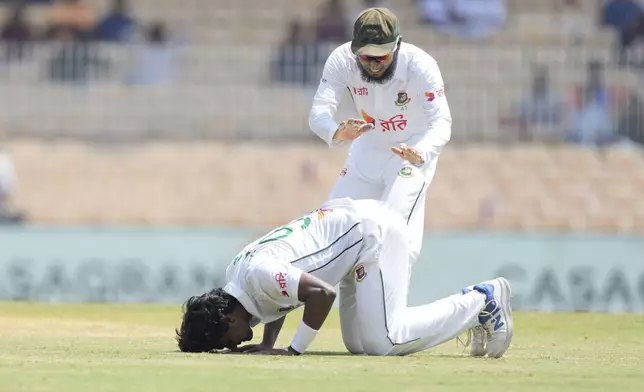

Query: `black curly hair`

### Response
(175, 288, 241, 352)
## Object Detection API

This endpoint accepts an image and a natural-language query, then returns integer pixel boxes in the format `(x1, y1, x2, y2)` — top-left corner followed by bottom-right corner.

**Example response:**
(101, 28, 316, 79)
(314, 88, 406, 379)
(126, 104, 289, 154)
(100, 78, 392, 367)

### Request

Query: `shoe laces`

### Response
(456, 328, 473, 350)
(455, 297, 497, 350)
(478, 301, 498, 338)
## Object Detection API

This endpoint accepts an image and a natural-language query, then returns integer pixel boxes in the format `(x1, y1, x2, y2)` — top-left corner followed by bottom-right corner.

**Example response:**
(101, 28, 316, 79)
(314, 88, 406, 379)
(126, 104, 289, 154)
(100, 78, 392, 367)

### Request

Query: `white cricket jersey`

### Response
(223, 198, 386, 324)
(309, 42, 452, 175)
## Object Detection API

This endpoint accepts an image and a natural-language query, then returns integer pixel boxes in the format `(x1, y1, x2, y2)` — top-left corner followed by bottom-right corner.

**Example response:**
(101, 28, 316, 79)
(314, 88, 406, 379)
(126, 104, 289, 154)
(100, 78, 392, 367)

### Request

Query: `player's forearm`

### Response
(309, 105, 341, 147)
(287, 286, 336, 355)
(288, 273, 336, 354)
(300, 286, 336, 331)
(261, 317, 286, 348)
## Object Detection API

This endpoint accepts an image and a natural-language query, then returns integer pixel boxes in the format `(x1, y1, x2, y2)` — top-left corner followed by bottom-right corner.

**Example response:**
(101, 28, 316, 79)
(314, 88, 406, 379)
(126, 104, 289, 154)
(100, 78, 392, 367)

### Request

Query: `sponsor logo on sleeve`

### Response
(275, 272, 288, 296)
(425, 86, 445, 102)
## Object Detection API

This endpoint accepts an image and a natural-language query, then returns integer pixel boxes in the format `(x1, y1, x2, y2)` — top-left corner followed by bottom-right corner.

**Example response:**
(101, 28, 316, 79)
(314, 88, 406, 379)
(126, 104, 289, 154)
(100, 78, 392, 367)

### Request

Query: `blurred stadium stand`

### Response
(0, 0, 643, 231)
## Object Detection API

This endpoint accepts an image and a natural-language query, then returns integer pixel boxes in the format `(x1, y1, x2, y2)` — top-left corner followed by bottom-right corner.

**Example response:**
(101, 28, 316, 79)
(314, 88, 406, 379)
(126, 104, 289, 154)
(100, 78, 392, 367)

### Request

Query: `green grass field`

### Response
(1, 302, 643, 392)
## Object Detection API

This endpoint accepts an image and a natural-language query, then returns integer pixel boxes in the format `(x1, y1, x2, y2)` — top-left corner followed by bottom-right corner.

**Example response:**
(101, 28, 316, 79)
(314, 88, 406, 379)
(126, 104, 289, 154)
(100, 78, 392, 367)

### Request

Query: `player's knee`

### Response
(362, 345, 392, 356)
(361, 339, 393, 356)
(344, 342, 365, 355)
(341, 331, 365, 354)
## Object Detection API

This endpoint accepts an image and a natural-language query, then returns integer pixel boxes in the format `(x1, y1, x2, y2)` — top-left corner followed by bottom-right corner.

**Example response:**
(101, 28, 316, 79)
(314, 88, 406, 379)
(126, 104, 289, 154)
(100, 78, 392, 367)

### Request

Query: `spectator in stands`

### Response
(567, 60, 623, 146)
(315, 0, 350, 43)
(47, 28, 110, 83)
(126, 22, 179, 86)
(502, 65, 568, 142)
(95, 0, 135, 43)
(271, 19, 322, 86)
(45, 0, 95, 41)
(1, 2, 34, 62)
(602, 0, 643, 29)
(418, 0, 507, 38)
(0, 146, 24, 224)
(602, 0, 644, 65)
(619, 12, 644, 68)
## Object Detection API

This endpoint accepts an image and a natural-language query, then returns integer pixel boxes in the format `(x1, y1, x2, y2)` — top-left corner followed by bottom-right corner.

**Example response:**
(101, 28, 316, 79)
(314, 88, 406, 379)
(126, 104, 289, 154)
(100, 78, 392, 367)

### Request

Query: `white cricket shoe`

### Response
(469, 325, 487, 357)
(463, 277, 514, 358)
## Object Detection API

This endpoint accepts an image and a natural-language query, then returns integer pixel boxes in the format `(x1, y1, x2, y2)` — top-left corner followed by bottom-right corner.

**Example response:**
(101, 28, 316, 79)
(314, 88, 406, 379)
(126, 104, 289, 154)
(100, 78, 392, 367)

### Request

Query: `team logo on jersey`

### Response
(398, 166, 413, 178)
(340, 167, 347, 177)
(395, 91, 411, 107)
(360, 109, 376, 125)
(355, 264, 367, 282)
(278, 305, 294, 312)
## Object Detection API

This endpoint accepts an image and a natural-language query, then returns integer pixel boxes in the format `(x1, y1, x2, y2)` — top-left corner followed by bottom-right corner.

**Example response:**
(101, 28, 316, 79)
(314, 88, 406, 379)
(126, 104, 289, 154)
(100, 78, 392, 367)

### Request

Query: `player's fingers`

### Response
(391, 147, 404, 157)
(237, 345, 258, 352)
(221, 349, 244, 354)
(358, 123, 374, 134)
(403, 145, 417, 153)
(347, 118, 366, 126)
(401, 146, 418, 157)
(398, 144, 417, 157)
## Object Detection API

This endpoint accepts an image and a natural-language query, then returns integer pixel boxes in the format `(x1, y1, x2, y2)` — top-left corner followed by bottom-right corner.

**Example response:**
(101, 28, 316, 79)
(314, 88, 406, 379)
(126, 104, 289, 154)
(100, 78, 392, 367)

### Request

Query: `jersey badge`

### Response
(355, 264, 367, 282)
(395, 91, 411, 107)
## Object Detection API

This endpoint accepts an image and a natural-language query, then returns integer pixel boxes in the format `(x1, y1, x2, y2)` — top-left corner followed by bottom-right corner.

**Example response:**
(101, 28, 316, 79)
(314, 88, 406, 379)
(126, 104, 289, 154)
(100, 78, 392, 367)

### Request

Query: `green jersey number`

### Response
(231, 215, 313, 266)
(258, 216, 312, 244)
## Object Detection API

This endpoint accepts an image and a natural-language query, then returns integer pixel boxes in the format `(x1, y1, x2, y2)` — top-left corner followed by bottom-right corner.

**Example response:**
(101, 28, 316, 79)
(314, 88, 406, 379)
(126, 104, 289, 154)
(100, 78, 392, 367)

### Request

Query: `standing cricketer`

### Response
(306, 6, 491, 355)
(309, 7, 451, 265)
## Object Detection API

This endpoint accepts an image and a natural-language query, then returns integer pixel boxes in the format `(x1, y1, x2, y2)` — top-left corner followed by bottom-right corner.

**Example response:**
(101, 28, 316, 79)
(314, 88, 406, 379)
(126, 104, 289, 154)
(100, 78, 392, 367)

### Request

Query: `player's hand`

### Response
(235, 344, 272, 353)
(333, 119, 374, 141)
(391, 144, 426, 167)
(247, 348, 296, 356)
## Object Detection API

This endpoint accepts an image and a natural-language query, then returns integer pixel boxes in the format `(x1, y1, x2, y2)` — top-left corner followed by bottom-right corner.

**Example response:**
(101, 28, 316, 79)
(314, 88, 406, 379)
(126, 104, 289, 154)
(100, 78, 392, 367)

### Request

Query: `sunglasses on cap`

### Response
(358, 53, 392, 63)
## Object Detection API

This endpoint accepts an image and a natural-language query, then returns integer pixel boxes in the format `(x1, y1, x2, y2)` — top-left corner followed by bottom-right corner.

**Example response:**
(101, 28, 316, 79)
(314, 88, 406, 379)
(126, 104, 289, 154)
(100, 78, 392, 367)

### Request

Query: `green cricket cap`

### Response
(351, 7, 400, 57)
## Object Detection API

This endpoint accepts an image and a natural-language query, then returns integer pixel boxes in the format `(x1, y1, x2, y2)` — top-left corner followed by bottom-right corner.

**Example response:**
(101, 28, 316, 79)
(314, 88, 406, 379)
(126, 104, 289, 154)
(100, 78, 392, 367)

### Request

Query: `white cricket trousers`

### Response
(329, 151, 438, 264)
(339, 205, 485, 356)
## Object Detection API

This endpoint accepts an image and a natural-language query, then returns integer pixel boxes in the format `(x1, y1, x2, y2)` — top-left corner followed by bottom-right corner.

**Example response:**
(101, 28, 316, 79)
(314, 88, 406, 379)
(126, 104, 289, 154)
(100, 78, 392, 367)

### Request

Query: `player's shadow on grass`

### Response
(183, 350, 471, 358)
(306, 352, 471, 358)
(303, 351, 354, 356)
